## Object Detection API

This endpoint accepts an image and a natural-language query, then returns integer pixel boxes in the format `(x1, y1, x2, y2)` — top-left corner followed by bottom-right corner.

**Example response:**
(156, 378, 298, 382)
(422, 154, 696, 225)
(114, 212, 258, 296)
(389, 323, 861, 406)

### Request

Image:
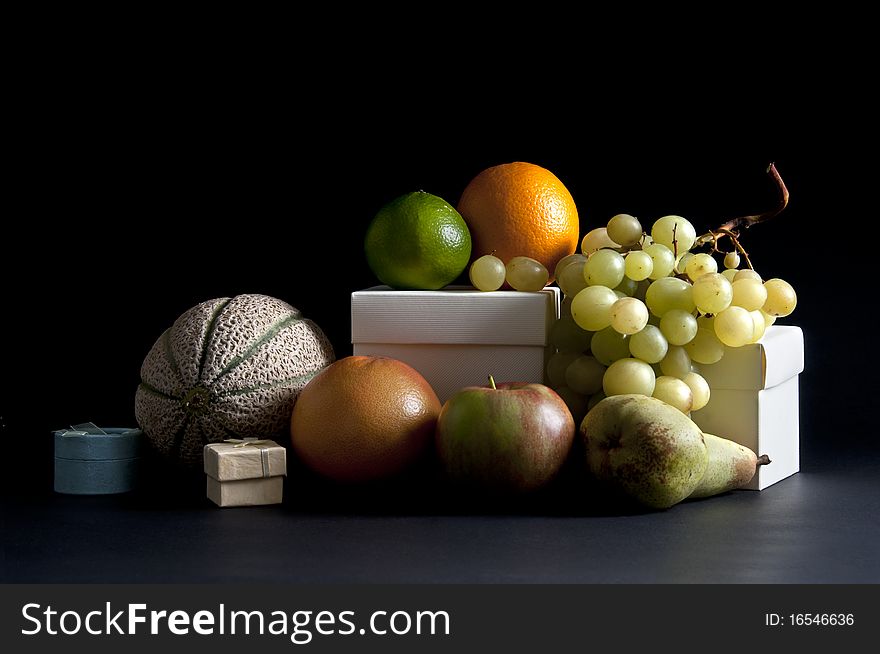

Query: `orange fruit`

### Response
(457, 162, 579, 282)
(289, 356, 441, 483)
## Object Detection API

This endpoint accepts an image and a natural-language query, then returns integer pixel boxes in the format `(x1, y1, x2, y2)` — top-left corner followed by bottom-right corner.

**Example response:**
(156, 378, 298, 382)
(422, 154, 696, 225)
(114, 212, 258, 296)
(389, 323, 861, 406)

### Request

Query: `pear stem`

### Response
(488, 374, 497, 390)
(756, 454, 771, 466)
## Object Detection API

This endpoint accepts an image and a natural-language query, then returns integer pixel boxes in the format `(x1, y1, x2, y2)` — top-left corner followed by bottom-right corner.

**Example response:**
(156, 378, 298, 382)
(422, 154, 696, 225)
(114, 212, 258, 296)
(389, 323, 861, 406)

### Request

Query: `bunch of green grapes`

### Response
(545, 213, 797, 423)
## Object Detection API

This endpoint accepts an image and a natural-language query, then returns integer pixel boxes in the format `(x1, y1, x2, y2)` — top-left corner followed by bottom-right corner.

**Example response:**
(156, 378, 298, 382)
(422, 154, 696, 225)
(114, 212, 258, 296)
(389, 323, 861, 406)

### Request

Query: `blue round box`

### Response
(53, 427, 144, 494)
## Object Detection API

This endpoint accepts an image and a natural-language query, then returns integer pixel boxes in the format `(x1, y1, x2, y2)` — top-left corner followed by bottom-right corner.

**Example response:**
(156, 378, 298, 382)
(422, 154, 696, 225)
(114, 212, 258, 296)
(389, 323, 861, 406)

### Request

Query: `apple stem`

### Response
(488, 374, 497, 390)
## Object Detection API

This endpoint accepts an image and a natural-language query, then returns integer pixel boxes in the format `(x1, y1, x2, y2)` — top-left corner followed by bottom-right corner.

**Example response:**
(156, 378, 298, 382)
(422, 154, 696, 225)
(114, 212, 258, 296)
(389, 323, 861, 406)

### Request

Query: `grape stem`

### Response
(711, 228, 755, 270)
(693, 163, 790, 269)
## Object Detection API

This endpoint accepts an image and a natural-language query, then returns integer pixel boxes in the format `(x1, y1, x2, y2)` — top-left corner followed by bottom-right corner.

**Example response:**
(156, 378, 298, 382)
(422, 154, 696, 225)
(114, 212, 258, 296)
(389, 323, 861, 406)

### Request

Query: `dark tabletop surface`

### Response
(4, 447, 878, 584)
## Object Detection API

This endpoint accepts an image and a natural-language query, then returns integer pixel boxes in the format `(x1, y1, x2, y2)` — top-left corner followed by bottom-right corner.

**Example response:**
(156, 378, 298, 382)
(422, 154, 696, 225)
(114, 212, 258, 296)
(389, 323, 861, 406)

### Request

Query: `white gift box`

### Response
(691, 325, 804, 490)
(351, 286, 561, 403)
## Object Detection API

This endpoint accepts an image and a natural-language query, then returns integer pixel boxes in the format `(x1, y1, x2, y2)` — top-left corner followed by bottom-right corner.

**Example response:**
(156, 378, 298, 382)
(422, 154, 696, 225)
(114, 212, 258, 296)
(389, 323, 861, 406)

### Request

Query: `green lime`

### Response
(365, 191, 472, 290)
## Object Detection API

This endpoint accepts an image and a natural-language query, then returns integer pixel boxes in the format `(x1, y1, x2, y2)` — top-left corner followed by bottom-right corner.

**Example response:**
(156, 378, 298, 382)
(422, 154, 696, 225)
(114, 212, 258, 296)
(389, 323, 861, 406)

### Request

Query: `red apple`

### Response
(435, 377, 575, 493)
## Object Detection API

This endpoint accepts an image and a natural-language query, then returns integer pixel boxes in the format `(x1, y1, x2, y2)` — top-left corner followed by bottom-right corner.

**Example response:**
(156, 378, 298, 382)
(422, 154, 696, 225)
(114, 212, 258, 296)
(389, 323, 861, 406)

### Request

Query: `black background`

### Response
(4, 80, 873, 476)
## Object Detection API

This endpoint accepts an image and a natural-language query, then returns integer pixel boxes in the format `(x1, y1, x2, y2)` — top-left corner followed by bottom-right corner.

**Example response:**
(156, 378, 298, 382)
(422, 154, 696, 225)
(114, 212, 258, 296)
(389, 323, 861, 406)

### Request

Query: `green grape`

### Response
(645, 277, 696, 316)
(644, 243, 676, 279)
(659, 309, 698, 346)
(546, 351, 581, 387)
(564, 355, 606, 395)
(581, 227, 620, 255)
(651, 215, 697, 253)
(549, 313, 593, 352)
(697, 314, 715, 329)
(584, 249, 626, 288)
(763, 278, 797, 317)
(506, 256, 549, 292)
(721, 268, 738, 282)
(590, 326, 631, 366)
(714, 306, 754, 347)
(554, 253, 587, 281)
(571, 285, 618, 331)
(734, 269, 763, 283)
(558, 260, 588, 297)
(587, 391, 606, 410)
(731, 278, 768, 311)
(554, 385, 589, 424)
(760, 310, 776, 328)
(682, 371, 710, 411)
(749, 310, 766, 343)
(624, 250, 654, 281)
(674, 252, 694, 274)
(603, 358, 656, 397)
(653, 376, 693, 414)
(628, 324, 668, 363)
(685, 252, 718, 281)
(723, 251, 741, 269)
(614, 276, 638, 297)
(660, 345, 692, 378)
(684, 327, 725, 364)
(606, 213, 643, 246)
(610, 297, 649, 335)
(691, 272, 733, 314)
(469, 254, 506, 291)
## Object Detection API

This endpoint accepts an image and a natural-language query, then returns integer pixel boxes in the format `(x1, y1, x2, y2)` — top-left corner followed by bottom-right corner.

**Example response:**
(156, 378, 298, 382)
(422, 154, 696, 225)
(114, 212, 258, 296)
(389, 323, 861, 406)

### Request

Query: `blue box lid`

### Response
(54, 427, 143, 461)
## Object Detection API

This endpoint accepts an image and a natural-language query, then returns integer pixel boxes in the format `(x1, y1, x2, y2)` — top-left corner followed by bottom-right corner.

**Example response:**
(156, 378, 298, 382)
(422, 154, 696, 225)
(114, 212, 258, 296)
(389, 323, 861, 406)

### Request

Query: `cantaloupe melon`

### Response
(135, 294, 335, 465)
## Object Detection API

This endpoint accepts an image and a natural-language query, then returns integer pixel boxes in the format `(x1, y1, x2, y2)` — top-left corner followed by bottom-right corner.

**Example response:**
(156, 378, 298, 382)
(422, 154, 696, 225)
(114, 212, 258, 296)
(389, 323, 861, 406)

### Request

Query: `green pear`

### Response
(580, 394, 708, 509)
(689, 433, 770, 498)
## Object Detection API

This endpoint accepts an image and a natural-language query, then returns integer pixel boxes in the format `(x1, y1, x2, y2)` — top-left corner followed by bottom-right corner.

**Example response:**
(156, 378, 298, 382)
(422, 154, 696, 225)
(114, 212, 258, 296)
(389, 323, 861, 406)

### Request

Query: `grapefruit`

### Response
(290, 356, 441, 482)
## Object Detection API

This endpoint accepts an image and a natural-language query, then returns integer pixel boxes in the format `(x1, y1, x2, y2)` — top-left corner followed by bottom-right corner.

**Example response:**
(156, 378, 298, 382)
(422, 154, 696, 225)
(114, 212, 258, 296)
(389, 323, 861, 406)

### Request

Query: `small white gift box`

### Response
(692, 325, 804, 490)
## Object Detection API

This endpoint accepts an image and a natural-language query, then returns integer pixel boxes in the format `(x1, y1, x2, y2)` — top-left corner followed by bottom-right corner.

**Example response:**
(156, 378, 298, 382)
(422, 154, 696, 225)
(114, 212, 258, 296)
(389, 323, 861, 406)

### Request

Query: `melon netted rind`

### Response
(135, 294, 335, 466)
